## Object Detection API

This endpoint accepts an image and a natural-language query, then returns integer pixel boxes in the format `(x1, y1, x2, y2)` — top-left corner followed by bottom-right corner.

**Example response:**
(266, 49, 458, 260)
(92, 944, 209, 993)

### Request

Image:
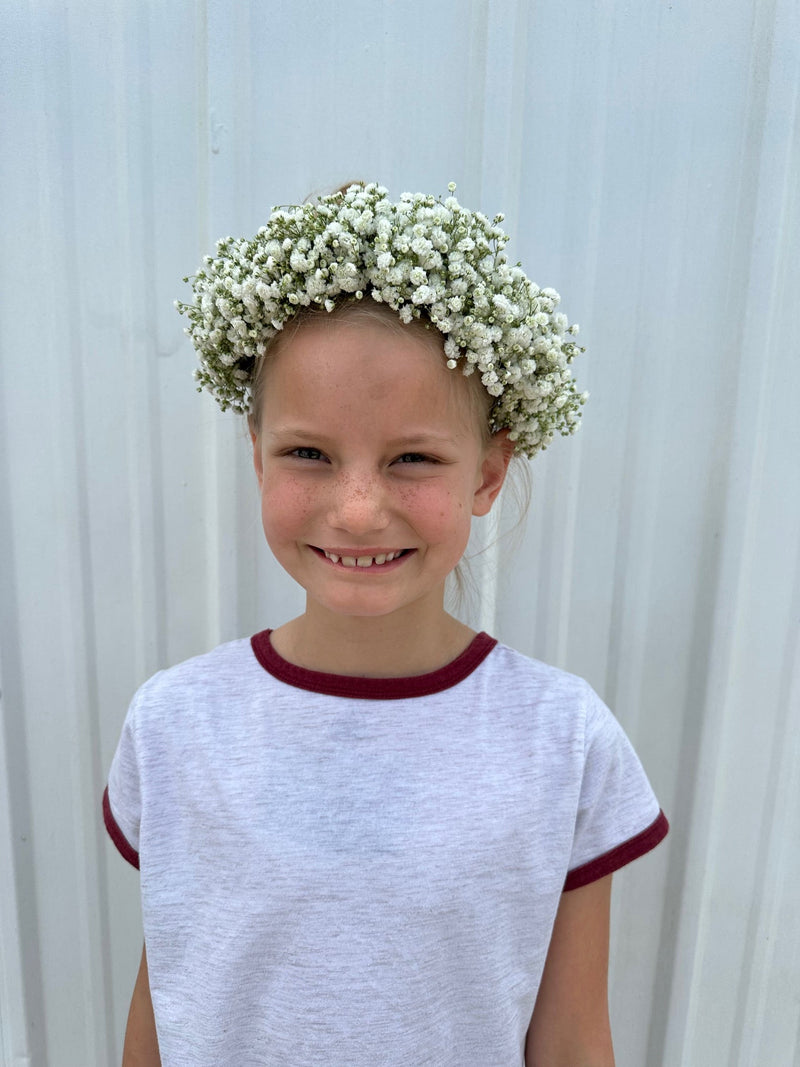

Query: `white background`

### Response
(1, 1, 798, 1064)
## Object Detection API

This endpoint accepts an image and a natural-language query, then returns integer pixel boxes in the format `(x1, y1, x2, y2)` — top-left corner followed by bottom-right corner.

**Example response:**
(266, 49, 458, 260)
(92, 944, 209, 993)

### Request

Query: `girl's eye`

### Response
(290, 447, 326, 461)
(395, 452, 435, 465)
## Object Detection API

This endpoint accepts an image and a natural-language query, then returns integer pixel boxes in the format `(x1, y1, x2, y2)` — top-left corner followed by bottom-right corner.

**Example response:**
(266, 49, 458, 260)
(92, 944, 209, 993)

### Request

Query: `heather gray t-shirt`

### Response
(104, 631, 668, 1067)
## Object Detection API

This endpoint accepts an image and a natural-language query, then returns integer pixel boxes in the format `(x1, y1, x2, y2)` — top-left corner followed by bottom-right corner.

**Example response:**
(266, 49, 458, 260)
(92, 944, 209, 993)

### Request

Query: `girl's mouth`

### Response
(312, 547, 414, 569)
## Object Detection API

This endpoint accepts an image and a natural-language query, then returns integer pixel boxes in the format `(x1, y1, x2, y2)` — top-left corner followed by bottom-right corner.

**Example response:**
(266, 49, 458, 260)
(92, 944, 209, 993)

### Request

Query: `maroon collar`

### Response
(250, 630, 497, 700)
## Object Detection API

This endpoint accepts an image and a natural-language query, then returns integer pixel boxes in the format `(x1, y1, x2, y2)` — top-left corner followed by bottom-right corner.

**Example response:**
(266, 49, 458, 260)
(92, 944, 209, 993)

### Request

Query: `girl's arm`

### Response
(525, 874, 615, 1067)
(122, 942, 161, 1067)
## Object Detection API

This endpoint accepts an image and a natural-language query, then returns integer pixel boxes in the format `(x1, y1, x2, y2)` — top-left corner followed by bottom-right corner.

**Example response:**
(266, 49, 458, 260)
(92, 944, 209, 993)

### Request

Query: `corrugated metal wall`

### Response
(1, 1, 798, 1064)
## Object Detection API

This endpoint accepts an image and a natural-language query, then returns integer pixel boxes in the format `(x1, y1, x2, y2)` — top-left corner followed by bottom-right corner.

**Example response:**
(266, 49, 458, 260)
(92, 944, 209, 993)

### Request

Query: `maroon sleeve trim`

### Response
(103, 786, 140, 870)
(563, 809, 669, 891)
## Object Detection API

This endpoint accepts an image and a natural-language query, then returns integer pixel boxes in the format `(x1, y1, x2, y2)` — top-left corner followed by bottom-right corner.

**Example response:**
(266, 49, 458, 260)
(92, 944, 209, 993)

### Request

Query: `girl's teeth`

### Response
(325, 550, 403, 566)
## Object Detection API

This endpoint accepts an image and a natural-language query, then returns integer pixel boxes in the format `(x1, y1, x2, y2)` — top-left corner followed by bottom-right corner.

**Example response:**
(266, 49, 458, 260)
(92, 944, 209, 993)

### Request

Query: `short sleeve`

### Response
(563, 689, 668, 891)
(103, 695, 143, 870)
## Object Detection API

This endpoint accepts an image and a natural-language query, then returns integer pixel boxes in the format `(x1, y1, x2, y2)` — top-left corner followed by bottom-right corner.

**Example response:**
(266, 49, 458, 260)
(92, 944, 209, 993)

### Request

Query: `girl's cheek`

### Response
(262, 476, 317, 523)
(398, 481, 463, 514)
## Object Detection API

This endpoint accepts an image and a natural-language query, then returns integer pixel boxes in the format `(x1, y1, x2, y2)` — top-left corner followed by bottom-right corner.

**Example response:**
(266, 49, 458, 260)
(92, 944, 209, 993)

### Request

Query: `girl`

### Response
(104, 183, 668, 1067)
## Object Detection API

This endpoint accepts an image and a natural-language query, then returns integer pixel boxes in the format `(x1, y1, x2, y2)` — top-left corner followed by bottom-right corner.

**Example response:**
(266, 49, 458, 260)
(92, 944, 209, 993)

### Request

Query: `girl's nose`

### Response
(328, 471, 390, 534)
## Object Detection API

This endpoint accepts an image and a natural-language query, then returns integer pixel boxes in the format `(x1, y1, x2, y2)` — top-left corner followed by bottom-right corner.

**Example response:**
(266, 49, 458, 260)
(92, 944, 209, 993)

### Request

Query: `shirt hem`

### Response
(563, 809, 669, 891)
(103, 786, 140, 870)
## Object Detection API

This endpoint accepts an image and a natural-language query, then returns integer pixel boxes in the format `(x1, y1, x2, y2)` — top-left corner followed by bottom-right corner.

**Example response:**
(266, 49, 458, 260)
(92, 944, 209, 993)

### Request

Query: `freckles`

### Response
(342, 472, 371, 503)
(295, 483, 317, 512)
(398, 482, 465, 526)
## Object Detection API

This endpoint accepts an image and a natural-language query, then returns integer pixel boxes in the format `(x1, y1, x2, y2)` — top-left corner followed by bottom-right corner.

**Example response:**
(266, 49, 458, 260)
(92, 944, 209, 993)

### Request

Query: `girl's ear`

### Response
(251, 430, 264, 490)
(472, 430, 514, 517)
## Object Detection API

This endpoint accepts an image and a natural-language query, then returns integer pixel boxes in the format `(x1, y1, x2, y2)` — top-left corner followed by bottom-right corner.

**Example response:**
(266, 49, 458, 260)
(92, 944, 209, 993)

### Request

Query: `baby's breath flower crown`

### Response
(177, 183, 586, 458)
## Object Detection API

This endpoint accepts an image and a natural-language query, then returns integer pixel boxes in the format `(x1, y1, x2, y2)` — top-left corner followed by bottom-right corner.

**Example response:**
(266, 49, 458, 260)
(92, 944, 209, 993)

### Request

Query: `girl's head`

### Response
(247, 303, 513, 620)
(177, 183, 583, 620)
(178, 182, 586, 461)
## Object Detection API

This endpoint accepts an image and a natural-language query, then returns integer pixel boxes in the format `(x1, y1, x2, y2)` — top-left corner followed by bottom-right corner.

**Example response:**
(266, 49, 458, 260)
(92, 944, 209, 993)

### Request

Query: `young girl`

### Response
(103, 183, 668, 1067)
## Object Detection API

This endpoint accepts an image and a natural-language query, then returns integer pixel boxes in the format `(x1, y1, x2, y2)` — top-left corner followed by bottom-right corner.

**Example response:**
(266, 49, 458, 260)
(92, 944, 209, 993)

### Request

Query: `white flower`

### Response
(411, 285, 435, 305)
(353, 211, 374, 234)
(179, 183, 585, 458)
(492, 294, 513, 317)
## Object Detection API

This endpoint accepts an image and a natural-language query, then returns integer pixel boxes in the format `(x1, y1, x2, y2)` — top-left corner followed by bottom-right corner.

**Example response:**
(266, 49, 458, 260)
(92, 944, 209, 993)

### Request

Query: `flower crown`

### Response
(176, 183, 586, 458)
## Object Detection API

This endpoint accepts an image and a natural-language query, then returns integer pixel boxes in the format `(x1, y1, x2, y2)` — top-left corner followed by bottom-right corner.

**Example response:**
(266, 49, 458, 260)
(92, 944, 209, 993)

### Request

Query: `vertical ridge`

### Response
(476, 0, 531, 636)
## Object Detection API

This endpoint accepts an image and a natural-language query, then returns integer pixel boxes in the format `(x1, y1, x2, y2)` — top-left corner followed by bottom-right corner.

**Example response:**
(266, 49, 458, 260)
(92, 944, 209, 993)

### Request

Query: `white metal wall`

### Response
(1, 1, 798, 1064)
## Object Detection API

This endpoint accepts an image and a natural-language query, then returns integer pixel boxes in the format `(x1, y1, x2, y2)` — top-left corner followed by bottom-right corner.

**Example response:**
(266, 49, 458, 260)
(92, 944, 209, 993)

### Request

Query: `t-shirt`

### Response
(103, 630, 668, 1067)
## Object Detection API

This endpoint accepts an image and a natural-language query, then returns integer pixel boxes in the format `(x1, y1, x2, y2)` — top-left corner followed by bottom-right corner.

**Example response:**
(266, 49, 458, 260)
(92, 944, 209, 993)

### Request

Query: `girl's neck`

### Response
(269, 603, 478, 679)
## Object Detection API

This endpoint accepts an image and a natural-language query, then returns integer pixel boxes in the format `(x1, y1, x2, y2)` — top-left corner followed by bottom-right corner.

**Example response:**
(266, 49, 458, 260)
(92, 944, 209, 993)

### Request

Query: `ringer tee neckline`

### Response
(250, 629, 497, 699)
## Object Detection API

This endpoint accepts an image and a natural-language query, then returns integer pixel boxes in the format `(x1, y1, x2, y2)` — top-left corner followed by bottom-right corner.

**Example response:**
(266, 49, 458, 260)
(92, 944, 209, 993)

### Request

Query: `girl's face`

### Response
(251, 314, 510, 624)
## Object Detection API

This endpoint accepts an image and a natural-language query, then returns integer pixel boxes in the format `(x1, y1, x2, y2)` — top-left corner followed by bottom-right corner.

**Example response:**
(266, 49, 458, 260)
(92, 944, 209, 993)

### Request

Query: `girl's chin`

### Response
(307, 598, 418, 620)
(302, 586, 448, 625)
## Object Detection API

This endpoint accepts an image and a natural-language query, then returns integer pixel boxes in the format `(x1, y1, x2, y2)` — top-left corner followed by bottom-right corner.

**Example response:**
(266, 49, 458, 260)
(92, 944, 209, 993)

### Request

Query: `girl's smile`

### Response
(312, 546, 414, 568)
(250, 312, 511, 632)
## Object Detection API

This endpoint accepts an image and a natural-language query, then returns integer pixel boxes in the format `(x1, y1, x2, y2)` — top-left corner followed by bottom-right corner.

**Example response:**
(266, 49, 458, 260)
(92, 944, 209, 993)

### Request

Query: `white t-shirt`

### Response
(104, 631, 668, 1067)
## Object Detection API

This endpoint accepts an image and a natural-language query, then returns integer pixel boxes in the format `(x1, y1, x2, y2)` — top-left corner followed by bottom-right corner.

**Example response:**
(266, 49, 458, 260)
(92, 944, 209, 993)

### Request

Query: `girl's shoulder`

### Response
(125, 636, 263, 717)
(479, 641, 622, 745)
(484, 640, 598, 704)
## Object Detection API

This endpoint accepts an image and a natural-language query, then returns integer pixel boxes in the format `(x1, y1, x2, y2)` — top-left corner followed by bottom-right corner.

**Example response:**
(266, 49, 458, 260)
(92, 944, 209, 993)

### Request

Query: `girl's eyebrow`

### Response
(266, 427, 324, 441)
(267, 427, 459, 446)
(385, 433, 459, 447)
